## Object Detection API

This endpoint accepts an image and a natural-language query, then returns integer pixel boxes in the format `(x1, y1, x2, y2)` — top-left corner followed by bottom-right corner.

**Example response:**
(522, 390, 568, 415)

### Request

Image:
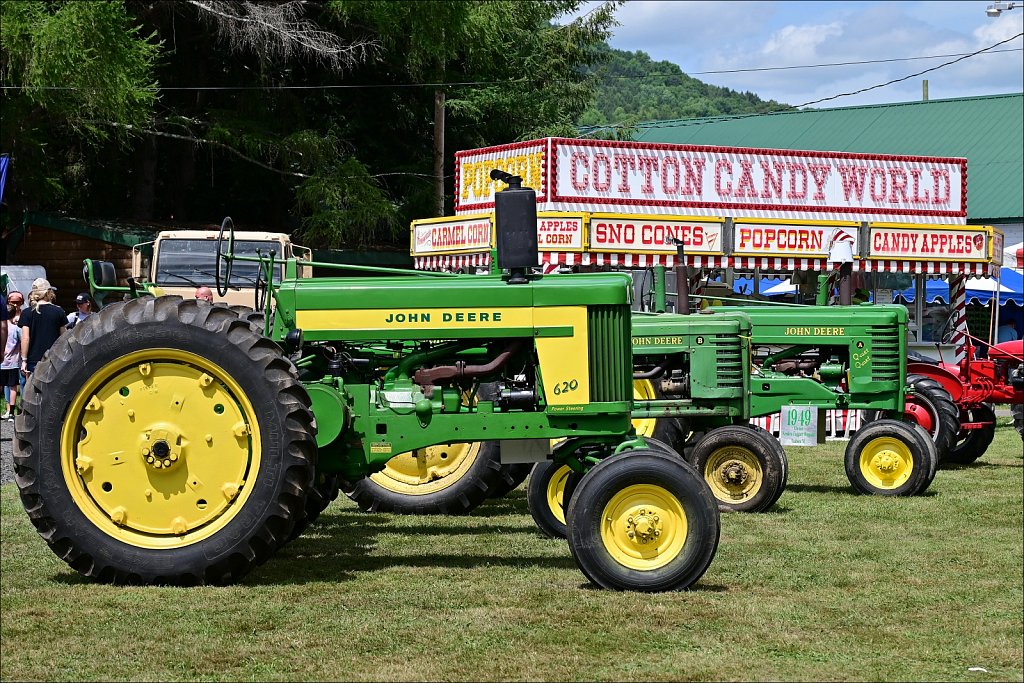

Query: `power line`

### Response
(628, 47, 1022, 77)
(2, 45, 1020, 92)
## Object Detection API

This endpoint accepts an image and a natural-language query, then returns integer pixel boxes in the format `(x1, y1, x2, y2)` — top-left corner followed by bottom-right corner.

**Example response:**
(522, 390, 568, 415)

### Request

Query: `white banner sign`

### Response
(733, 222, 858, 257)
(868, 224, 989, 260)
(411, 216, 492, 255)
(537, 215, 584, 250)
(552, 140, 965, 221)
(589, 215, 724, 253)
(456, 138, 968, 223)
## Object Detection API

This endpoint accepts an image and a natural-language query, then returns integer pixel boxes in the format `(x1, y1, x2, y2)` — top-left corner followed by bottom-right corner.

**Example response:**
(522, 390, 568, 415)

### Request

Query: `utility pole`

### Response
(434, 88, 446, 216)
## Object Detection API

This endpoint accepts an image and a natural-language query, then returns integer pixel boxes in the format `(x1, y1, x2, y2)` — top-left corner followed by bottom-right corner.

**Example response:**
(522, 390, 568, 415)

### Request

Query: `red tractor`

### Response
(905, 338, 1024, 464)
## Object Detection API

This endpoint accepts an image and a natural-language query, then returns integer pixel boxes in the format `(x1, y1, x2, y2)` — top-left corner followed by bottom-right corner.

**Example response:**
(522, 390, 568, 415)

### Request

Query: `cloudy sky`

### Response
(568, 0, 1024, 108)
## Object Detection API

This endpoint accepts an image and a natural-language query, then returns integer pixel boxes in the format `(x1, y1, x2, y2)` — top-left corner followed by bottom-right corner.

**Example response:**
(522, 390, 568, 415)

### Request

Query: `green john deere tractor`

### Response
(527, 299, 938, 538)
(15, 174, 727, 591)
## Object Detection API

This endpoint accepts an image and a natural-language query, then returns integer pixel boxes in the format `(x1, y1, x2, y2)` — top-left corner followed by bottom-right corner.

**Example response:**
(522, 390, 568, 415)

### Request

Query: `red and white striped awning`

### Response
(731, 257, 830, 272)
(860, 260, 995, 276)
(416, 251, 997, 277)
(414, 253, 491, 271)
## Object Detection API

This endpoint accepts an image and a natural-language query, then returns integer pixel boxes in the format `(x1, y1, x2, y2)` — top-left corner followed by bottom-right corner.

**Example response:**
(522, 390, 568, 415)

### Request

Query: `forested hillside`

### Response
(578, 45, 788, 130)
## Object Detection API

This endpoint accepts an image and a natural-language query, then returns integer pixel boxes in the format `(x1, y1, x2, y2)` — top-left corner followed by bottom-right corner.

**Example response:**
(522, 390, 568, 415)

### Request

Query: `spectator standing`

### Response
(2, 291, 24, 419)
(996, 318, 1019, 344)
(195, 286, 214, 303)
(20, 278, 66, 377)
(1, 290, 8, 409)
(66, 292, 94, 330)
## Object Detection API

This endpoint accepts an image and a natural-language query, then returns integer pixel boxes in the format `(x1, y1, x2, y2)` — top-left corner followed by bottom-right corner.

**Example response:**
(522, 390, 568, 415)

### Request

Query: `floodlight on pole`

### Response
(986, 1, 1019, 17)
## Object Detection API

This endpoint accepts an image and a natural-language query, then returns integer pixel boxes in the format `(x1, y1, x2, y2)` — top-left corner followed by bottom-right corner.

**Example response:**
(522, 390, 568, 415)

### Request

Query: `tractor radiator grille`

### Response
(868, 326, 901, 382)
(588, 305, 631, 403)
(712, 333, 745, 393)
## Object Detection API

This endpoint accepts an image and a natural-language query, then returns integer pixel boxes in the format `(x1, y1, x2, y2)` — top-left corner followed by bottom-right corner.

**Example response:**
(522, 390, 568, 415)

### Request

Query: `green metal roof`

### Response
(631, 93, 1023, 222)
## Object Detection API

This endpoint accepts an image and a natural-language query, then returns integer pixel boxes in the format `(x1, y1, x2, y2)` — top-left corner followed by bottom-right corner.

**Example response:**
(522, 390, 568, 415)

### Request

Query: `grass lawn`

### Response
(2, 420, 1021, 682)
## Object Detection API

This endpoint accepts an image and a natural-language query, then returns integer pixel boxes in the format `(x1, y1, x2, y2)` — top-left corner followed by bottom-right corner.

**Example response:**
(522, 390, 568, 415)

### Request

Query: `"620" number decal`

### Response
(552, 379, 580, 395)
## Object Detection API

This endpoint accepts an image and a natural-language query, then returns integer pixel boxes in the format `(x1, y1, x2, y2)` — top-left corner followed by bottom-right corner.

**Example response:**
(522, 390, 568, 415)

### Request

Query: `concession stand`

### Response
(411, 138, 1004, 436)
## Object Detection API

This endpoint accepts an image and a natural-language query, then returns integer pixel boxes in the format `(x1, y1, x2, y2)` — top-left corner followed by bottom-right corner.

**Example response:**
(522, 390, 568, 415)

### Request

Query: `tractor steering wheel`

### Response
(215, 216, 235, 297)
(254, 261, 267, 312)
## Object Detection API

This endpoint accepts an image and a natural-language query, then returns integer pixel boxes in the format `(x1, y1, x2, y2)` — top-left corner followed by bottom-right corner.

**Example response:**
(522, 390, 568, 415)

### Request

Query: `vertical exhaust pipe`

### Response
(491, 169, 538, 284)
(666, 236, 690, 315)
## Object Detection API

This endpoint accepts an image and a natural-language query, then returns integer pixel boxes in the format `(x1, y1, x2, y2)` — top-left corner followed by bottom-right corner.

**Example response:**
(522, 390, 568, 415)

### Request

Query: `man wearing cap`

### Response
(20, 278, 66, 376)
(66, 292, 94, 330)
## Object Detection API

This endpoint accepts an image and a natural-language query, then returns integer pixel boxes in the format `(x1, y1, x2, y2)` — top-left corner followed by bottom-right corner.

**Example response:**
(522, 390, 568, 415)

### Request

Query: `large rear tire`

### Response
(286, 471, 341, 542)
(565, 450, 720, 592)
(14, 297, 316, 585)
(1013, 403, 1024, 440)
(343, 383, 511, 514)
(344, 440, 506, 514)
(487, 463, 532, 499)
(844, 419, 936, 496)
(688, 425, 788, 513)
(946, 404, 997, 465)
(632, 379, 696, 458)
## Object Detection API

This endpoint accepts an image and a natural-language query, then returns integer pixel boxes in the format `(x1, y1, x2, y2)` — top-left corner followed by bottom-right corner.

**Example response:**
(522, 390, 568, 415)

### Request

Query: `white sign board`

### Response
(733, 221, 858, 257)
(868, 223, 989, 261)
(589, 215, 724, 254)
(411, 215, 492, 256)
(537, 215, 584, 250)
(779, 405, 819, 446)
(454, 138, 968, 224)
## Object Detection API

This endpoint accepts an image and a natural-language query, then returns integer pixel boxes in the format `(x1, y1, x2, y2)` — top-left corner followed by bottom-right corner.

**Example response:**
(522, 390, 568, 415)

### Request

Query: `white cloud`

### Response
(595, 0, 1023, 108)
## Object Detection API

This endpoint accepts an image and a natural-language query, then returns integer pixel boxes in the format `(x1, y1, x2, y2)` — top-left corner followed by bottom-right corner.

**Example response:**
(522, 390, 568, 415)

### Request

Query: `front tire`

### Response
(844, 419, 936, 496)
(689, 425, 788, 513)
(14, 297, 316, 585)
(565, 450, 720, 592)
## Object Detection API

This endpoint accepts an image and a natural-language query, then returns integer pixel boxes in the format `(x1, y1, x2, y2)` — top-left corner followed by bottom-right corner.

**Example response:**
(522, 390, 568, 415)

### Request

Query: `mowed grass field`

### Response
(2, 421, 1021, 682)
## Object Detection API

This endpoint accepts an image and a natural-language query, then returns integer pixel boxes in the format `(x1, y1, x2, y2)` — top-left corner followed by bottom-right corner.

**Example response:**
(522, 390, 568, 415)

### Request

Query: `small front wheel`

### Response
(689, 425, 788, 513)
(844, 419, 937, 496)
(565, 450, 719, 592)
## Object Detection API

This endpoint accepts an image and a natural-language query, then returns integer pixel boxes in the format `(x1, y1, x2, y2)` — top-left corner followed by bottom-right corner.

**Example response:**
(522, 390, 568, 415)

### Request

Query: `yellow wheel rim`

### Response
(632, 380, 658, 436)
(546, 464, 573, 525)
(371, 442, 481, 495)
(859, 437, 914, 490)
(600, 484, 688, 571)
(703, 446, 763, 503)
(61, 349, 261, 549)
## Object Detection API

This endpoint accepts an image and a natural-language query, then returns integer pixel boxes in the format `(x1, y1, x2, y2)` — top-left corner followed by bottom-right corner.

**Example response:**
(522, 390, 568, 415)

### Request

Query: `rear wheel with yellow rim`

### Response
(631, 380, 697, 458)
(565, 449, 719, 592)
(844, 419, 936, 496)
(13, 297, 316, 585)
(526, 460, 582, 539)
(344, 440, 506, 514)
(344, 383, 509, 514)
(689, 425, 787, 513)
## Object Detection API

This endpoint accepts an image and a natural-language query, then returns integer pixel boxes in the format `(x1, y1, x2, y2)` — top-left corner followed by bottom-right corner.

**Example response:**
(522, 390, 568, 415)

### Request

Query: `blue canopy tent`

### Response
(894, 267, 1024, 308)
(730, 276, 790, 296)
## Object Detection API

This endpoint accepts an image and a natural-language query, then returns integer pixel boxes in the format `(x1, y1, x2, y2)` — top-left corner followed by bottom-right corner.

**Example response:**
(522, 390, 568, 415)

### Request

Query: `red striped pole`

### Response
(949, 274, 968, 363)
